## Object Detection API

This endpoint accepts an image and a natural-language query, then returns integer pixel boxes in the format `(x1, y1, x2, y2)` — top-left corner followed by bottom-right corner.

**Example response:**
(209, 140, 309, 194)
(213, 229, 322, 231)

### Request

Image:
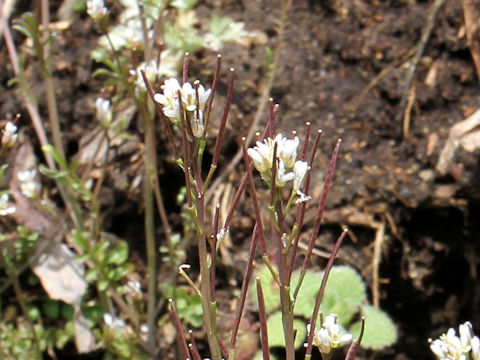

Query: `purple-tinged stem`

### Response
(287, 129, 323, 280)
(301, 138, 342, 270)
(256, 278, 270, 360)
(242, 138, 268, 255)
(267, 98, 276, 138)
(188, 331, 202, 360)
(169, 299, 190, 360)
(300, 122, 312, 161)
(204, 54, 222, 131)
(211, 68, 235, 167)
(141, 70, 179, 159)
(304, 229, 348, 358)
(218, 337, 229, 359)
(344, 317, 365, 360)
(229, 224, 259, 354)
(182, 52, 189, 84)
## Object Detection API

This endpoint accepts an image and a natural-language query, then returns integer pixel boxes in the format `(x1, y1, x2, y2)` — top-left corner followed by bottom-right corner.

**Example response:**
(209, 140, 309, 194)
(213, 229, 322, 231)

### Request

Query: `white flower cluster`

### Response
(95, 97, 112, 125)
(17, 168, 39, 199)
(247, 134, 310, 201)
(2, 121, 18, 148)
(0, 193, 15, 216)
(429, 322, 480, 360)
(86, 0, 108, 20)
(308, 313, 353, 356)
(154, 78, 212, 138)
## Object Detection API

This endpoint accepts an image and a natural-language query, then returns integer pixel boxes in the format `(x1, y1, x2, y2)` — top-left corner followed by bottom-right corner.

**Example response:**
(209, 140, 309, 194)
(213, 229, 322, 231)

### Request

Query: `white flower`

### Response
(247, 134, 302, 188)
(135, 60, 159, 92)
(154, 78, 212, 137)
(86, 0, 108, 20)
(95, 97, 112, 124)
(0, 193, 16, 216)
(275, 160, 295, 187)
(103, 313, 126, 332)
(293, 161, 311, 203)
(429, 324, 473, 360)
(312, 314, 353, 356)
(2, 121, 18, 147)
(17, 169, 39, 199)
(124, 19, 144, 48)
(125, 279, 142, 297)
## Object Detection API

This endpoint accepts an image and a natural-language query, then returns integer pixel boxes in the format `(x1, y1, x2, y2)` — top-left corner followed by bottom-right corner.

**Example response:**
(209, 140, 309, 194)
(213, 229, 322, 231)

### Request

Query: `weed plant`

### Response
(0, 1, 469, 360)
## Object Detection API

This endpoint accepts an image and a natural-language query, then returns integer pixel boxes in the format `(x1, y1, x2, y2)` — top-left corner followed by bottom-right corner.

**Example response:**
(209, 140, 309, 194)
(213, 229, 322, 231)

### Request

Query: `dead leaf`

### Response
(436, 108, 480, 175)
(32, 241, 95, 353)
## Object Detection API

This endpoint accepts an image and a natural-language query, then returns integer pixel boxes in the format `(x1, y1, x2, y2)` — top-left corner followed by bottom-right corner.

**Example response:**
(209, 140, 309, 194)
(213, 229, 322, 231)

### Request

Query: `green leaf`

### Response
(92, 241, 109, 262)
(71, 229, 88, 252)
(291, 266, 366, 325)
(350, 305, 397, 350)
(105, 241, 128, 265)
(98, 279, 109, 292)
(291, 271, 321, 318)
(266, 311, 307, 349)
(85, 268, 98, 282)
(170, 0, 197, 11)
(42, 299, 60, 319)
(42, 144, 68, 170)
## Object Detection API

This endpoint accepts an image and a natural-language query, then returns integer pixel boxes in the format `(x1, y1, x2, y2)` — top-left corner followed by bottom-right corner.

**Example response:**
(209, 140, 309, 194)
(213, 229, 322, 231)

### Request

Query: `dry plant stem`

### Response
(372, 218, 386, 308)
(304, 229, 348, 359)
(256, 278, 270, 360)
(169, 299, 191, 360)
(394, 0, 445, 137)
(229, 224, 259, 358)
(0, 252, 42, 357)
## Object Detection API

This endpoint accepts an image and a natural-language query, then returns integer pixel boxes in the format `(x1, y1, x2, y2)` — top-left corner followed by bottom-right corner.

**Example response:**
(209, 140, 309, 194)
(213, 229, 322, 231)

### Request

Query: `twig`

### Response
(395, 0, 445, 137)
(371, 217, 386, 308)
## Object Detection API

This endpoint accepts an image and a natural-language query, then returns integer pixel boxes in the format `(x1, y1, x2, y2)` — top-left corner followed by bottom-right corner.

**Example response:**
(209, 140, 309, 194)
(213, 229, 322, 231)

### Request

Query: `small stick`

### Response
(395, 0, 445, 137)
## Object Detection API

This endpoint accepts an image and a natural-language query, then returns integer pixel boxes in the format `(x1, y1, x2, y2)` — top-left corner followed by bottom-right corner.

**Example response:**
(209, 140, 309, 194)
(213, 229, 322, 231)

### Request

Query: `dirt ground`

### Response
(1, 0, 480, 359)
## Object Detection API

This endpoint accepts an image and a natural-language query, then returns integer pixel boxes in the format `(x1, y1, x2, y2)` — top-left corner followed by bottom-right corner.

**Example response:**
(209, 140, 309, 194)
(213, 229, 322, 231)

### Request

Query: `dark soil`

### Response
(1, 0, 480, 359)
